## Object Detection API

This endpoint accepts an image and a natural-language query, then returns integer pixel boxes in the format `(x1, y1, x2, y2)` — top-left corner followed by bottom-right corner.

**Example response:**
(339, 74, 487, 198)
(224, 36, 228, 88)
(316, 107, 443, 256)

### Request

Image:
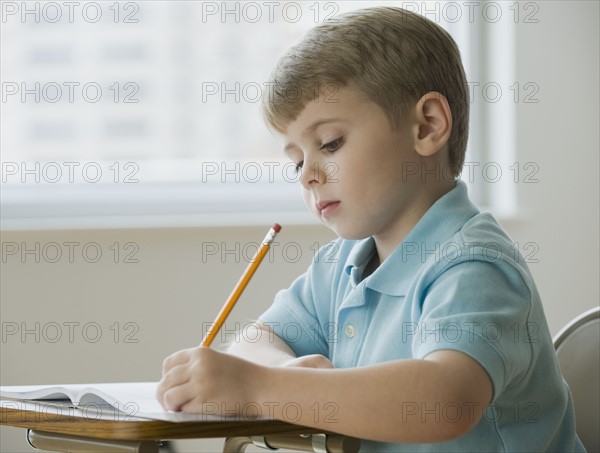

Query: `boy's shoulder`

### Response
(443, 210, 532, 280)
(309, 181, 534, 297)
(409, 208, 534, 296)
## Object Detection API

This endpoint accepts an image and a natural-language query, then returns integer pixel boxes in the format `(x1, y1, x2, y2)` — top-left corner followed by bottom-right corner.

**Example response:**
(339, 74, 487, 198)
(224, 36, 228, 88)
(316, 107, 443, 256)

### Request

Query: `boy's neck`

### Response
(372, 180, 456, 265)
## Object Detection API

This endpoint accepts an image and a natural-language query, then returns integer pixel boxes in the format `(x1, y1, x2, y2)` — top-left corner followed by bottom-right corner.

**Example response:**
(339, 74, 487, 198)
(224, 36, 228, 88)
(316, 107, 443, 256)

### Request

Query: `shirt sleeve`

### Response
(258, 244, 338, 358)
(413, 258, 534, 401)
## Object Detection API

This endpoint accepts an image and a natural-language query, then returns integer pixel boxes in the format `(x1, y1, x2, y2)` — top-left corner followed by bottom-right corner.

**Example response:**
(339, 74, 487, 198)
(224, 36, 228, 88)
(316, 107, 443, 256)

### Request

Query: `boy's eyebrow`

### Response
(303, 118, 347, 135)
(284, 118, 347, 153)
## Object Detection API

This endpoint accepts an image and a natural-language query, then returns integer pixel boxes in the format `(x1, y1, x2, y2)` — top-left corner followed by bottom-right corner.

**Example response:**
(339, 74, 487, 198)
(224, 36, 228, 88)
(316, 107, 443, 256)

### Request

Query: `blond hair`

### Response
(262, 7, 469, 178)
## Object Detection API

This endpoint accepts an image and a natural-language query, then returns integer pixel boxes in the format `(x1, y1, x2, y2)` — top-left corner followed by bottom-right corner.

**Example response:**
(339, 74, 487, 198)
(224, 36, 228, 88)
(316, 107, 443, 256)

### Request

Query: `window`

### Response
(0, 1, 518, 229)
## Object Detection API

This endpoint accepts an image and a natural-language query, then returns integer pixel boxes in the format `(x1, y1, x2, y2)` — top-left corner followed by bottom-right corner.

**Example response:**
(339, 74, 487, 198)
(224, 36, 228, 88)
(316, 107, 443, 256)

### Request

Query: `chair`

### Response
(224, 434, 360, 452)
(553, 306, 600, 452)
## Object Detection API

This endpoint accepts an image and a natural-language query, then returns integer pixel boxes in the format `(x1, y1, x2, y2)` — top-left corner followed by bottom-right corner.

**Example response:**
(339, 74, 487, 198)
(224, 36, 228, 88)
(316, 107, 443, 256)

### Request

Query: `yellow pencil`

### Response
(201, 224, 282, 347)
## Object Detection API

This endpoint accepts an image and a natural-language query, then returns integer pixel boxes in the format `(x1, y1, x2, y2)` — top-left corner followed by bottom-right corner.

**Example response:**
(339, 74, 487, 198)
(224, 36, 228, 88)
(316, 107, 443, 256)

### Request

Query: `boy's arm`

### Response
(225, 323, 296, 366)
(256, 349, 493, 443)
(225, 323, 333, 368)
(157, 346, 492, 443)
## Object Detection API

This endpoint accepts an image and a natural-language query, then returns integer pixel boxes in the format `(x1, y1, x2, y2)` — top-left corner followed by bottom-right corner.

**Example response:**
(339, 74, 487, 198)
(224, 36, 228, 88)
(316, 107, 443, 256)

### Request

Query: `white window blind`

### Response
(0, 1, 519, 230)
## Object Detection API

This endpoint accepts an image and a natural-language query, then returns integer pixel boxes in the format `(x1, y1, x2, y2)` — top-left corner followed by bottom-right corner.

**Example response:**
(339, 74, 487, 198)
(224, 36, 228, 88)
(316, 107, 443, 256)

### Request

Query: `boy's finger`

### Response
(162, 381, 194, 412)
(155, 368, 189, 409)
(161, 348, 193, 375)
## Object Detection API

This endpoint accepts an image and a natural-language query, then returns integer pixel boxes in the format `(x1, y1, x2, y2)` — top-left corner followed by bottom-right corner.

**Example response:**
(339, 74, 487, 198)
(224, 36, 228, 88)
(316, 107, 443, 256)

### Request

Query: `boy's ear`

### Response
(412, 92, 452, 158)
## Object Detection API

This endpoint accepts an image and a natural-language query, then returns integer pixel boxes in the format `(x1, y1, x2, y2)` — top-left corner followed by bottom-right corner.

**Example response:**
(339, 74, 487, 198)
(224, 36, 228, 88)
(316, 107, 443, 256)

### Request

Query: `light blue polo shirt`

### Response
(259, 180, 584, 452)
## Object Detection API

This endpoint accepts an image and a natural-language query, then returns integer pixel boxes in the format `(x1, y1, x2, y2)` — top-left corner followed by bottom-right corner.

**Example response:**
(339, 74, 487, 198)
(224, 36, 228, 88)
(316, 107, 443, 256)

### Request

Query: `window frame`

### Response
(0, 1, 518, 231)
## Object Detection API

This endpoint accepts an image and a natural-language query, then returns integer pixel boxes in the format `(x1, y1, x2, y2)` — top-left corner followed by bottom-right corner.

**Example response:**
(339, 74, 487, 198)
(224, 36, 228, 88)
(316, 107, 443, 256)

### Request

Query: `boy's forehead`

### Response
(284, 87, 367, 138)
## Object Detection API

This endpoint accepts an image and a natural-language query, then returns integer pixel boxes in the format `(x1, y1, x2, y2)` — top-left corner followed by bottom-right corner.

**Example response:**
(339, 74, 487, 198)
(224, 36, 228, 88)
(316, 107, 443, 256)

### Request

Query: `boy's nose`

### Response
(299, 161, 327, 189)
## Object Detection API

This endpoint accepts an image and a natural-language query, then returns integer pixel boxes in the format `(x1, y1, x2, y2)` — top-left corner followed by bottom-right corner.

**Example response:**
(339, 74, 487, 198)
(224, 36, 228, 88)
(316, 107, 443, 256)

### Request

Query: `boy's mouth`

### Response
(316, 200, 341, 217)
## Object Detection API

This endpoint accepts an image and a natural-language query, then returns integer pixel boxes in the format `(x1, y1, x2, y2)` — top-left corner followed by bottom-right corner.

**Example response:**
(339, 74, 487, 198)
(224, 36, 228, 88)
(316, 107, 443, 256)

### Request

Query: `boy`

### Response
(157, 7, 584, 451)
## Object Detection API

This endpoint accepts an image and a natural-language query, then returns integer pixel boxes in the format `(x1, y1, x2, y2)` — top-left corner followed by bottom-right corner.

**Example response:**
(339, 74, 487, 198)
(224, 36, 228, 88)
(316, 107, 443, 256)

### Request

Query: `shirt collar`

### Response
(344, 236, 377, 288)
(343, 180, 479, 296)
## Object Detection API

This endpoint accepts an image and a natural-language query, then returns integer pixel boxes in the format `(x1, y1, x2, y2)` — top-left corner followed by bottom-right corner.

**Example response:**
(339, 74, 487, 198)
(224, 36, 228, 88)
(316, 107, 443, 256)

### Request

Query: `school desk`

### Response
(0, 400, 360, 453)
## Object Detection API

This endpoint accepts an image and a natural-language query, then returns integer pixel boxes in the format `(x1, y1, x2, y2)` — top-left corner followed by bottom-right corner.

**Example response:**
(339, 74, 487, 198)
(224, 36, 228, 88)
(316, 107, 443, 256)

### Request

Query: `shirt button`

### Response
(345, 324, 356, 338)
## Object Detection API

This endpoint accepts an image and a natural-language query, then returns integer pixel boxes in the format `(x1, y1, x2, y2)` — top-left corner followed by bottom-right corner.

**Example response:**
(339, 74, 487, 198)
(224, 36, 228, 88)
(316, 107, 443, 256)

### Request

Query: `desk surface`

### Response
(0, 400, 321, 441)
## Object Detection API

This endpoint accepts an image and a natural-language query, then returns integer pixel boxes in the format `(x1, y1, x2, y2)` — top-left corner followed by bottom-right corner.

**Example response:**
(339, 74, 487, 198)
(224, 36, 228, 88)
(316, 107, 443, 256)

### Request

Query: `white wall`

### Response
(1, 2, 598, 452)
(511, 1, 599, 332)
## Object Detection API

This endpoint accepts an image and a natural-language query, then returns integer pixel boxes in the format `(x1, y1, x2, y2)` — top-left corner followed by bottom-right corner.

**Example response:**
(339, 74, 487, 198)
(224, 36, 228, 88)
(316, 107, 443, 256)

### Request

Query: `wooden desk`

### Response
(1, 400, 360, 453)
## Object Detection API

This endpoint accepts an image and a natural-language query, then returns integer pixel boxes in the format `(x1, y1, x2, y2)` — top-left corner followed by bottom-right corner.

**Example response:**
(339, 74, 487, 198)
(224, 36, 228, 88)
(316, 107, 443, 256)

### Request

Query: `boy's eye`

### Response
(320, 137, 343, 152)
(294, 161, 304, 173)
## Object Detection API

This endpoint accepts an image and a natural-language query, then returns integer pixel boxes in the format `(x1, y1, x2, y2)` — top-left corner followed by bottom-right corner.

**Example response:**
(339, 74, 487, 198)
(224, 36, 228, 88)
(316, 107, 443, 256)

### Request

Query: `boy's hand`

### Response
(156, 347, 264, 414)
(284, 354, 334, 369)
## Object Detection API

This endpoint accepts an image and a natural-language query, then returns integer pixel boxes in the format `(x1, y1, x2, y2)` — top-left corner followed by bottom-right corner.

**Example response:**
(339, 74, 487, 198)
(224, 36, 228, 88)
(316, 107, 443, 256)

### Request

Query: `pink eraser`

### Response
(273, 223, 282, 233)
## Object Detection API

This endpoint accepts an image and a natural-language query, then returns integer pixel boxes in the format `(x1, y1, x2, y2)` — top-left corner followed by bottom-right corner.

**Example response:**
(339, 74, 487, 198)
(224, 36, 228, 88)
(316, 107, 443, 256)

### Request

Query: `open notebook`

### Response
(0, 382, 241, 422)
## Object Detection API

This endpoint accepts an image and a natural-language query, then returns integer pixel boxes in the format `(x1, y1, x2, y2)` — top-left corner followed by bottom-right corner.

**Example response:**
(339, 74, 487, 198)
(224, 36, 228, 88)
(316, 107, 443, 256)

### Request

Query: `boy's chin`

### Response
(325, 222, 372, 241)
